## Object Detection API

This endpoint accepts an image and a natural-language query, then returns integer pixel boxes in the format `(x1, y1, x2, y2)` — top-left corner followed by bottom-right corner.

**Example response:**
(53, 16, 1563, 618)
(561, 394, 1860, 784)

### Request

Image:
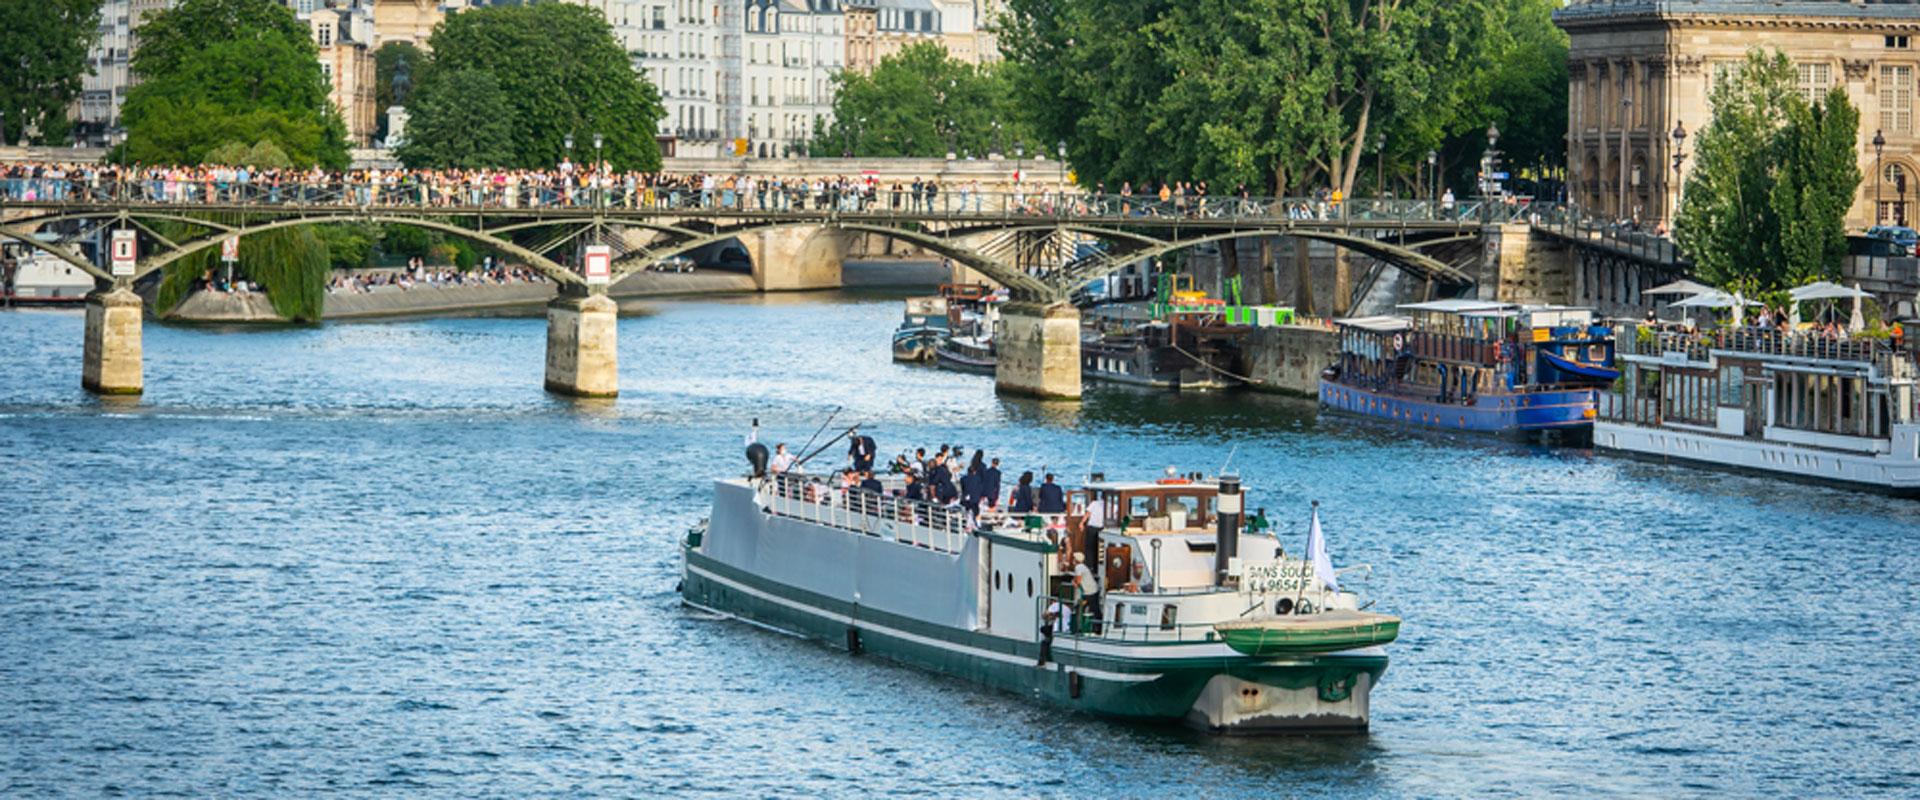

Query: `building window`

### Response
(316, 24, 332, 47)
(1797, 62, 1832, 104)
(1888, 35, 1911, 49)
(1882, 65, 1913, 134)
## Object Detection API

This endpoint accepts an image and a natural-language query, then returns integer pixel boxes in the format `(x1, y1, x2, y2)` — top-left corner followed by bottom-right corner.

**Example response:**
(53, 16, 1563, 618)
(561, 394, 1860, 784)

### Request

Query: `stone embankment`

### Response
(162, 270, 757, 323)
(1242, 324, 1339, 397)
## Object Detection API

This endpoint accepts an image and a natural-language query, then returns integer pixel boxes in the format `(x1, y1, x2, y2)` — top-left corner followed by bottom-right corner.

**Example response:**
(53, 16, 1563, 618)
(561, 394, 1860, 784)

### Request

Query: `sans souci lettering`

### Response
(1240, 560, 1316, 595)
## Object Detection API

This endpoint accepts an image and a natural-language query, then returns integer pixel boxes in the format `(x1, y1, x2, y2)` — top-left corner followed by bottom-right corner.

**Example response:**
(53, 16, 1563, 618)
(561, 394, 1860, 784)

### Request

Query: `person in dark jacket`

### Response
(1037, 473, 1066, 513)
(859, 470, 884, 494)
(1009, 471, 1036, 513)
(959, 467, 981, 511)
(903, 471, 924, 502)
(982, 458, 1003, 509)
(849, 434, 876, 473)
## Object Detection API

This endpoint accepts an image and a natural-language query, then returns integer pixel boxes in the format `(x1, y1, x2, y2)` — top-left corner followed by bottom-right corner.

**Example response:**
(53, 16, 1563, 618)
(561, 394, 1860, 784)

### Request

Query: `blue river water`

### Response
(1, 292, 1917, 797)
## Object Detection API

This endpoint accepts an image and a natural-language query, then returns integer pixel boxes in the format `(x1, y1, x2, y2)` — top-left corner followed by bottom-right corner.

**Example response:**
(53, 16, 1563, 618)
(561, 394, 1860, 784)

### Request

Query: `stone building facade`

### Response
(1556, 0, 1920, 231)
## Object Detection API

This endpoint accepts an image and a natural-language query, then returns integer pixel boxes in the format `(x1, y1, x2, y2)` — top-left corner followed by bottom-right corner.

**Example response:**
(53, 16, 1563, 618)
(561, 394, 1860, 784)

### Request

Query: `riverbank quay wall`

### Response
(1244, 325, 1340, 397)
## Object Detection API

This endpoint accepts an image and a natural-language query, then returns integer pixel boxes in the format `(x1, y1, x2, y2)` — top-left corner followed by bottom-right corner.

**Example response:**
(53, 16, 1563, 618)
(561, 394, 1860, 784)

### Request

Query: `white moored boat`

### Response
(680, 454, 1399, 733)
(1598, 323, 1920, 494)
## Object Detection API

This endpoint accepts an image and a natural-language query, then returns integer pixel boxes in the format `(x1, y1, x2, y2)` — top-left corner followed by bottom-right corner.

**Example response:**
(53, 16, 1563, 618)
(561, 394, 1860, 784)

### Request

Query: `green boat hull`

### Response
(681, 543, 1388, 731)
(1216, 616, 1402, 657)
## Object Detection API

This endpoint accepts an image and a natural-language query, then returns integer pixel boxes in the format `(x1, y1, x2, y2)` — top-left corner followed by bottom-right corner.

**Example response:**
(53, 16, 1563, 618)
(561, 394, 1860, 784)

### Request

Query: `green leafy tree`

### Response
(1773, 86, 1862, 285)
(811, 42, 1034, 158)
(1002, 0, 1506, 195)
(396, 69, 515, 168)
(1675, 50, 1857, 290)
(119, 0, 348, 168)
(404, 3, 664, 170)
(0, 0, 99, 145)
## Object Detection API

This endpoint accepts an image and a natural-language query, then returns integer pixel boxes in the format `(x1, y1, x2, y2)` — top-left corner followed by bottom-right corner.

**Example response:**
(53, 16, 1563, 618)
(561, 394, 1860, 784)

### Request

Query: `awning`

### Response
(1673, 291, 1760, 309)
(1336, 315, 1413, 332)
(1397, 299, 1514, 313)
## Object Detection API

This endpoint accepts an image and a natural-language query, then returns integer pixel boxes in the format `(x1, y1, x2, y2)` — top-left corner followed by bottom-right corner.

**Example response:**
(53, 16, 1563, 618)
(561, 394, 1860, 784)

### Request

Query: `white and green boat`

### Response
(680, 464, 1399, 733)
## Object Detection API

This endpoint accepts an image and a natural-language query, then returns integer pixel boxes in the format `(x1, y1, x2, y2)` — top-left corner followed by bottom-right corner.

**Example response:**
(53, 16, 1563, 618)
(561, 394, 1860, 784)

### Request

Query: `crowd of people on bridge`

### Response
(1, 159, 1504, 222)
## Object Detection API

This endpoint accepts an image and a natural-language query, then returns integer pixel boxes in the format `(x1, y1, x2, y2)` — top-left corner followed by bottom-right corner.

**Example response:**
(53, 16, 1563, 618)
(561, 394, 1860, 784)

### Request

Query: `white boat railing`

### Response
(759, 472, 968, 554)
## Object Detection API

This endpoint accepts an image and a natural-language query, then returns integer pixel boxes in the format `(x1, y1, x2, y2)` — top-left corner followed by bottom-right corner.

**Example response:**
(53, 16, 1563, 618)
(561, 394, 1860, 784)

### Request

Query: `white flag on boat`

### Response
(1306, 504, 1338, 592)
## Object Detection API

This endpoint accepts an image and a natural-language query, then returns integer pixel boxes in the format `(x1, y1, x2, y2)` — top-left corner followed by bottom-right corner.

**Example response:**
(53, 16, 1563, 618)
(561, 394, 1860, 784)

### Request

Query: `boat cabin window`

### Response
(1118, 489, 1215, 532)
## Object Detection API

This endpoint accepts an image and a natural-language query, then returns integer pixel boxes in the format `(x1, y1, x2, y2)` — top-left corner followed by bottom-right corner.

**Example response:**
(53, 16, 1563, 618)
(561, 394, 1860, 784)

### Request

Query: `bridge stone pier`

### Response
(994, 301, 1082, 400)
(544, 288, 620, 398)
(82, 287, 144, 395)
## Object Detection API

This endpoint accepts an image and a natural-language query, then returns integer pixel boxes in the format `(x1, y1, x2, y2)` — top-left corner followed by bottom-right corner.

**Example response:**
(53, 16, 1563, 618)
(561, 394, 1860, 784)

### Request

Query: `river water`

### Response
(1, 292, 1916, 797)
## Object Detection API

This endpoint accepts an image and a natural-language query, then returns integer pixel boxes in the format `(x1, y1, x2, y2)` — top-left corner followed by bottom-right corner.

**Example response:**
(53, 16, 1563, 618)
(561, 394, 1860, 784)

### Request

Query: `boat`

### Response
(934, 332, 997, 374)
(1319, 300, 1617, 441)
(1595, 324, 1920, 494)
(891, 295, 950, 363)
(681, 455, 1399, 733)
(2, 242, 93, 306)
(1079, 275, 1256, 391)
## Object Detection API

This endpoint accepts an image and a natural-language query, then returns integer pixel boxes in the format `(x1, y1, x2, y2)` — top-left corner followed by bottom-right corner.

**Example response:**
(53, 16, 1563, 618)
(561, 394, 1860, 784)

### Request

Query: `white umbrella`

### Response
(1789, 281, 1870, 302)
(1643, 278, 1714, 297)
(1672, 291, 1760, 309)
(1851, 283, 1867, 333)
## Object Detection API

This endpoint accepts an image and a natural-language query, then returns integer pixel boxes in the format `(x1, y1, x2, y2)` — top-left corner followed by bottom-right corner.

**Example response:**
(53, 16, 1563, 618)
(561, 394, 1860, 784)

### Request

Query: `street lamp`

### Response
(1057, 140, 1067, 199)
(1426, 149, 1438, 210)
(1374, 133, 1386, 199)
(1669, 121, 1686, 226)
(1619, 96, 1632, 220)
(593, 132, 605, 207)
(1483, 123, 1500, 223)
(1875, 128, 1887, 225)
(1015, 141, 1025, 186)
(564, 133, 574, 163)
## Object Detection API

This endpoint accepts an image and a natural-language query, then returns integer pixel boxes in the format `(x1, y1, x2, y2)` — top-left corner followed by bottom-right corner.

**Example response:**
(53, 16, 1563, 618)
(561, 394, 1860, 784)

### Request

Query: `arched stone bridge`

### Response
(1, 188, 1492, 399)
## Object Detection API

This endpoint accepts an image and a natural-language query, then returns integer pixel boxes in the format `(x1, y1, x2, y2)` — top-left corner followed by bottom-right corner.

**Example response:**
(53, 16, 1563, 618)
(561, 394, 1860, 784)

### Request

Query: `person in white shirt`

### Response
(769, 443, 797, 474)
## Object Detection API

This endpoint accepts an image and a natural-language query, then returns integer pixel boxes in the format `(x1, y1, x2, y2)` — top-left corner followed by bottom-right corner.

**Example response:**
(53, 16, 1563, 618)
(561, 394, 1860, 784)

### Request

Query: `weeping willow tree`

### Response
(153, 226, 331, 321)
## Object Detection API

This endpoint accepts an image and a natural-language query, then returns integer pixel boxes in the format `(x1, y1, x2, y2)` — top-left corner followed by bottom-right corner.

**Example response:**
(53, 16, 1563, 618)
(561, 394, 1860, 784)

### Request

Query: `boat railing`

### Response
(759, 472, 967, 554)
(1623, 325, 1916, 376)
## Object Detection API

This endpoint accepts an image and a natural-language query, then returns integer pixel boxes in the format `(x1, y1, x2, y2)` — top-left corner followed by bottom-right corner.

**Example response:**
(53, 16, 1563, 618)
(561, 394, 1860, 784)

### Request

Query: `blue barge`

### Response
(1319, 300, 1618, 441)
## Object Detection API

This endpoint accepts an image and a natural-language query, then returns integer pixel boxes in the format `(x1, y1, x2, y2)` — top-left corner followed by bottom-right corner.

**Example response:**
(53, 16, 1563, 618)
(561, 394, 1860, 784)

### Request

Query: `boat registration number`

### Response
(1239, 560, 1315, 595)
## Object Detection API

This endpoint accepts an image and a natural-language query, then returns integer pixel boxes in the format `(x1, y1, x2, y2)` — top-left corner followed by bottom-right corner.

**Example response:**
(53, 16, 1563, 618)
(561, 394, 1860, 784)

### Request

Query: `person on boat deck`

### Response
(769, 443, 796, 474)
(912, 447, 927, 474)
(1009, 471, 1037, 513)
(959, 465, 983, 513)
(1083, 493, 1107, 547)
(1123, 562, 1153, 593)
(849, 435, 877, 474)
(858, 470, 884, 494)
(983, 458, 1003, 506)
(1246, 507, 1271, 535)
(903, 471, 925, 502)
(1038, 474, 1067, 514)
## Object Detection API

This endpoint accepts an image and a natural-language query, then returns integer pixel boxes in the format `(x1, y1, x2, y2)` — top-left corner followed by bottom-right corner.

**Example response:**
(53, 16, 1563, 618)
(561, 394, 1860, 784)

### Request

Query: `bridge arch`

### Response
(1054, 227, 1472, 291)
(131, 215, 582, 285)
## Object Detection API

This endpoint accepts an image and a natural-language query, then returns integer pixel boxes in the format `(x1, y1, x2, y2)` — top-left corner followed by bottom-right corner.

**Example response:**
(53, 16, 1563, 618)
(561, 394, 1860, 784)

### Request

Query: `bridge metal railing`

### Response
(4, 176, 1549, 227)
(1527, 204, 1686, 267)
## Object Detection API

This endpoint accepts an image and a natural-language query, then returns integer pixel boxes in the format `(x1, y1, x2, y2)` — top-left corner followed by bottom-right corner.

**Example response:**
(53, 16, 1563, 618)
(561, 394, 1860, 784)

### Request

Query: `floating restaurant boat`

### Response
(1596, 324, 1920, 494)
(1320, 300, 1617, 441)
(681, 457, 1399, 733)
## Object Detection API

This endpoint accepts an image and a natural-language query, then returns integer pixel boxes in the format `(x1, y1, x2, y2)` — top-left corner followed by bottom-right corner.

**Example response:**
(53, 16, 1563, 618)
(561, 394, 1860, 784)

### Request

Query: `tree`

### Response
(1674, 50, 1857, 290)
(1002, 0, 1506, 196)
(396, 69, 515, 169)
(0, 0, 100, 145)
(404, 3, 664, 170)
(119, 0, 348, 168)
(811, 42, 1033, 158)
(373, 41, 426, 142)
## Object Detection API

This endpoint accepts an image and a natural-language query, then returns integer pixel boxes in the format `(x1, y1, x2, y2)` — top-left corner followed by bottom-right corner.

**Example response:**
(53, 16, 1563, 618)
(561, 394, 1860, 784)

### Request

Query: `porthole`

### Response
(1027, 577, 1034, 598)
(994, 571, 1001, 591)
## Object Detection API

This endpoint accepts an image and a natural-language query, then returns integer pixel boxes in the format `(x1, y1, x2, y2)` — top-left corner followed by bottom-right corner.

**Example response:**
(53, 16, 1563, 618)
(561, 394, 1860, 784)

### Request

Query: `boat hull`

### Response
(1595, 420, 1920, 496)
(682, 547, 1385, 732)
(1320, 379, 1595, 440)
(934, 347, 996, 374)
(892, 328, 943, 363)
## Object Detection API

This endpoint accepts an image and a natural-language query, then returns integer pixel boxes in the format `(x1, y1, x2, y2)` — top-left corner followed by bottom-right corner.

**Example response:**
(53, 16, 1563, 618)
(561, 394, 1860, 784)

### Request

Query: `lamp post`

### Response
(1875, 128, 1887, 226)
(1669, 121, 1686, 230)
(1015, 140, 1025, 188)
(1426, 149, 1438, 217)
(593, 132, 604, 207)
(1057, 140, 1067, 207)
(1374, 133, 1386, 200)
(563, 133, 574, 166)
(1483, 123, 1500, 224)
